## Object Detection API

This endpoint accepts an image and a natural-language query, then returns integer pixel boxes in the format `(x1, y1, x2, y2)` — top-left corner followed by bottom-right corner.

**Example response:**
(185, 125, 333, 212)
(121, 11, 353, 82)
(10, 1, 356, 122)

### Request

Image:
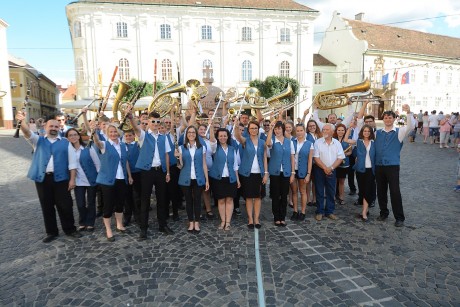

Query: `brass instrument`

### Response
(255, 83, 293, 117)
(112, 81, 132, 123)
(13, 87, 30, 138)
(343, 144, 353, 154)
(118, 82, 147, 131)
(313, 79, 371, 110)
(148, 80, 186, 117)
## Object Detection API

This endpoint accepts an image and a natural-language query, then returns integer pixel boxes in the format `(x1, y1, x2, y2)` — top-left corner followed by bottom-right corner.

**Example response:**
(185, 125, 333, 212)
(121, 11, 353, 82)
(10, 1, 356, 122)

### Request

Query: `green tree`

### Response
(113, 78, 164, 100)
(250, 76, 299, 103)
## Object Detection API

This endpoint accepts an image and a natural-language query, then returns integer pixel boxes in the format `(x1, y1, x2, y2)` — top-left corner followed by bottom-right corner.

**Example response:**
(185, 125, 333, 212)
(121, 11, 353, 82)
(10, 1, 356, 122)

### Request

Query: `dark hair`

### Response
(295, 123, 305, 130)
(424, 111, 428, 116)
(358, 124, 375, 140)
(65, 128, 85, 146)
(364, 115, 375, 122)
(248, 120, 259, 130)
(184, 126, 202, 149)
(198, 124, 207, 130)
(382, 110, 396, 118)
(215, 128, 232, 145)
(273, 121, 285, 135)
(149, 111, 160, 119)
(333, 123, 347, 140)
(306, 119, 322, 138)
(124, 129, 135, 135)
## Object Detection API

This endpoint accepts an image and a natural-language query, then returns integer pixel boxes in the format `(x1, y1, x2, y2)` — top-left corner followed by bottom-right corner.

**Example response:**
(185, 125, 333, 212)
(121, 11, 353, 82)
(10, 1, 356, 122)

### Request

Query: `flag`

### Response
(381, 73, 389, 85)
(393, 70, 398, 82)
(401, 71, 410, 84)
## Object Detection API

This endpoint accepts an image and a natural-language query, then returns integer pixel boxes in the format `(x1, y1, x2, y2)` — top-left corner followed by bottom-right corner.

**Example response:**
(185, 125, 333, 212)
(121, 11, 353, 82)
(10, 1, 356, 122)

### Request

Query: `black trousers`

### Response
(35, 174, 76, 235)
(348, 155, 357, 192)
(140, 167, 168, 230)
(375, 165, 405, 221)
(356, 169, 376, 205)
(270, 174, 290, 222)
(100, 179, 127, 218)
(181, 180, 203, 222)
(165, 165, 182, 217)
(125, 172, 141, 223)
(96, 185, 104, 213)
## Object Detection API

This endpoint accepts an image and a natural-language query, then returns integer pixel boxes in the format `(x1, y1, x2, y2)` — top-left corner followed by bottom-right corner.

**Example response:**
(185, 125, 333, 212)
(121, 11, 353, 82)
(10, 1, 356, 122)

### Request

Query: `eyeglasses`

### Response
(263, 124, 270, 127)
(151, 120, 161, 124)
(141, 123, 148, 125)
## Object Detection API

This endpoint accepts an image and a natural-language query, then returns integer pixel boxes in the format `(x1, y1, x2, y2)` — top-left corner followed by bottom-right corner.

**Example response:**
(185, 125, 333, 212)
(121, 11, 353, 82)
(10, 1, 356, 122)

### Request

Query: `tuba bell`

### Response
(313, 79, 371, 110)
(112, 81, 132, 122)
(148, 80, 186, 117)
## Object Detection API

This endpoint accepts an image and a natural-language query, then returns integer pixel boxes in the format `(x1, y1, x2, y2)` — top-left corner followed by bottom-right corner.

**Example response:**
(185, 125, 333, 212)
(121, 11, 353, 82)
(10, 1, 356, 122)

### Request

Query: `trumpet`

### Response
(13, 88, 30, 138)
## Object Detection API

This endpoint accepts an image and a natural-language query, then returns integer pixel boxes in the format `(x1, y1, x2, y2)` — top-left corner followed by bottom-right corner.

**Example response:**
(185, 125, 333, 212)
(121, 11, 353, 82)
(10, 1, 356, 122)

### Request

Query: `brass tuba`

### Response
(148, 80, 186, 117)
(255, 83, 293, 117)
(313, 79, 370, 110)
(112, 81, 132, 122)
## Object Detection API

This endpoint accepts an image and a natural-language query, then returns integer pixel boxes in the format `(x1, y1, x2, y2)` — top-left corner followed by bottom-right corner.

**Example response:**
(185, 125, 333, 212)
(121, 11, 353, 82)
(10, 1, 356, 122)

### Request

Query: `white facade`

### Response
(319, 12, 460, 115)
(66, 2, 318, 118)
(0, 19, 14, 128)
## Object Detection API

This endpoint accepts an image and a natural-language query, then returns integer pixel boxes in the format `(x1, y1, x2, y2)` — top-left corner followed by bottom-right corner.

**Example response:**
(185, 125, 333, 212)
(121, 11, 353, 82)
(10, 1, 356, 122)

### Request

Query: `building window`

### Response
(280, 28, 290, 42)
(76, 58, 84, 80)
(161, 59, 173, 81)
(160, 24, 171, 40)
(422, 97, 427, 107)
(436, 72, 441, 84)
(410, 71, 415, 84)
(203, 60, 213, 78)
(447, 73, 452, 85)
(117, 22, 128, 38)
(314, 72, 322, 85)
(242, 27, 252, 41)
(119, 58, 130, 81)
(423, 71, 429, 84)
(201, 25, 212, 40)
(434, 96, 441, 107)
(242, 60, 252, 82)
(280, 61, 289, 78)
(342, 74, 348, 84)
(74, 21, 81, 38)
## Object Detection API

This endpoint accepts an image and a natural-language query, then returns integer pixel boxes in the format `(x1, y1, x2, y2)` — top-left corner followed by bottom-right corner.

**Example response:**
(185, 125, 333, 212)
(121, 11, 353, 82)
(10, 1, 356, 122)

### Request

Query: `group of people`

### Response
(16, 97, 415, 244)
(416, 109, 460, 148)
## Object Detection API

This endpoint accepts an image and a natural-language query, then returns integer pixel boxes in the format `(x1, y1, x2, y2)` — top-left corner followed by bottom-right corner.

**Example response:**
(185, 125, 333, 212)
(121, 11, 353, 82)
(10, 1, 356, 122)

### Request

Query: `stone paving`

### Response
(0, 128, 459, 306)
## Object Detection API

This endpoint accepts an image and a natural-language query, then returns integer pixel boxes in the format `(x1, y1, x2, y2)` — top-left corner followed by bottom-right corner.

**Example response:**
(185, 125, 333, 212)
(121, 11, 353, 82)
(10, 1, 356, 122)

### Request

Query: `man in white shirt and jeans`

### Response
(428, 110, 439, 144)
(313, 123, 346, 221)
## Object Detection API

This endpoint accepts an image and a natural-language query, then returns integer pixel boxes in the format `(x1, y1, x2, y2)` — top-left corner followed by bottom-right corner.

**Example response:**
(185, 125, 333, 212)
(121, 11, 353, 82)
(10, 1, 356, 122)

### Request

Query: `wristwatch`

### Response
(330, 166, 334, 171)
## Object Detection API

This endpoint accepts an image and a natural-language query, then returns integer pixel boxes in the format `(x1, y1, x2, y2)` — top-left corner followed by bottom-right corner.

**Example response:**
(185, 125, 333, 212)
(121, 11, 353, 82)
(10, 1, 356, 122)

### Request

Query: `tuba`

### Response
(255, 83, 293, 117)
(148, 80, 187, 117)
(112, 81, 132, 122)
(313, 79, 371, 110)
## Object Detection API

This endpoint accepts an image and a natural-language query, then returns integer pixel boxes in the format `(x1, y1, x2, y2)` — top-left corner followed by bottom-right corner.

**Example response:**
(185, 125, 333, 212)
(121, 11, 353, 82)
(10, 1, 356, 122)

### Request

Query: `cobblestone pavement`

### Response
(0, 129, 459, 306)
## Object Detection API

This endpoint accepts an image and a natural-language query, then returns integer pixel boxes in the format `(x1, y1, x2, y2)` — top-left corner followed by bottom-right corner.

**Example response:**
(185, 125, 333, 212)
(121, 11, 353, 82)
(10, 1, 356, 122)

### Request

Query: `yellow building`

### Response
(9, 55, 58, 122)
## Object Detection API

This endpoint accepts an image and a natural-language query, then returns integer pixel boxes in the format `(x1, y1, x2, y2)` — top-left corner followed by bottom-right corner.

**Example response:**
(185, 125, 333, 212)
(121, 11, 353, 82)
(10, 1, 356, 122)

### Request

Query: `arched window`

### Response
(203, 60, 213, 78)
(76, 58, 84, 80)
(242, 60, 252, 82)
(117, 22, 128, 38)
(280, 61, 289, 77)
(160, 24, 171, 40)
(280, 28, 290, 42)
(74, 21, 81, 38)
(242, 27, 252, 41)
(161, 59, 173, 81)
(201, 25, 212, 40)
(119, 58, 130, 81)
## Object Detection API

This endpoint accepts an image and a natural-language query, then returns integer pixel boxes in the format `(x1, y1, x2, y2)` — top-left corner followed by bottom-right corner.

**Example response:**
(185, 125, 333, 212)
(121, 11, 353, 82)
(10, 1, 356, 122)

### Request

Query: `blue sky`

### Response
(2, 0, 460, 86)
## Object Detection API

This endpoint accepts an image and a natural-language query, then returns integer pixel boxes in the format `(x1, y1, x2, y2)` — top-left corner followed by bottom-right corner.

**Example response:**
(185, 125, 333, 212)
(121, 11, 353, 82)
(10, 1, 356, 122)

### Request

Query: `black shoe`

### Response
(42, 234, 58, 243)
(279, 221, 286, 227)
(86, 226, 95, 232)
(307, 202, 316, 207)
(348, 190, 356, 196)
(369, 201, 375, 208)
(376, 215, 388, 221)
(67, 231, 82, 239)
(394, 220, 404, 227)
(116, 228, 127, 233)
(247, 223, 254, 229)
(233, 208, 242, 216)
(106, 236, 115, 242)
(290, 212, 299, 221)
(298, 213, 306, 221)
(353, 201, 361, 206)
(159, 226, 174, 235)
(255, 224, 262, 229)
(96, 211, 103, 218)
(206, 211, 215, 219)
(172, 215, 180, 222)
(138, 229, 147, 241)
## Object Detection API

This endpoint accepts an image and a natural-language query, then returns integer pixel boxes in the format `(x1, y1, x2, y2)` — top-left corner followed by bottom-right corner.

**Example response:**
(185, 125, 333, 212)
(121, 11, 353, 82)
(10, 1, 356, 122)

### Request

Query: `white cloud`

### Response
(296, 0, 460, 51)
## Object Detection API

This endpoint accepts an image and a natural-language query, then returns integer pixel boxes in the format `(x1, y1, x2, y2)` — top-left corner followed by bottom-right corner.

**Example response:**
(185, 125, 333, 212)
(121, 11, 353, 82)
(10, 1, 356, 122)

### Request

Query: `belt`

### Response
(151, 166, 162, 171)
(45, 172, 54, 175)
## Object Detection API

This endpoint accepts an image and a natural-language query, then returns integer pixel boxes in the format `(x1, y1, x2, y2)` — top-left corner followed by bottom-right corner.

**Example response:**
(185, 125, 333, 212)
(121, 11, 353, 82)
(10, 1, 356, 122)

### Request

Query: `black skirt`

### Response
(210, 177, 237, 199)
(336, 166, 349, 179)
(240, 173, 265, 199)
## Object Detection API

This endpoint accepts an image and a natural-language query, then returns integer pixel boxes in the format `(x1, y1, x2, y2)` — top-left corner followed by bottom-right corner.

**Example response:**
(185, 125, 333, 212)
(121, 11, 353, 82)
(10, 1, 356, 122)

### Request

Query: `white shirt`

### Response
(428, 114, 439, 128)
(364, 140, 373, 168)
(26, 133, 77, 172)
(179, 143, 206, 179)
(138, 129, 171, 167)
(100, 139, 125, 179)
(250, 145, 261, 174)
(294, 139, 314, 170)
(210, 141, 239, 177)
(73, 146, 101, 186)
(313, 137, 345, 167)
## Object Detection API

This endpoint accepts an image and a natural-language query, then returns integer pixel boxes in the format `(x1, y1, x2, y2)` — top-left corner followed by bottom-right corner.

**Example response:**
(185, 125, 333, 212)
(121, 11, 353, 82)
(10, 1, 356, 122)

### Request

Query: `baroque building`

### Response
(66, 0, 319, 118)
(318, 12, 460, 118)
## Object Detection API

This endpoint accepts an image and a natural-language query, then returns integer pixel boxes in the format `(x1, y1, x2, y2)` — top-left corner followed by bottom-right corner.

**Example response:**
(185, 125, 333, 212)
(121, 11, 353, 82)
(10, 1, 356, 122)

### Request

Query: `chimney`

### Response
(355, 13, 364, 21)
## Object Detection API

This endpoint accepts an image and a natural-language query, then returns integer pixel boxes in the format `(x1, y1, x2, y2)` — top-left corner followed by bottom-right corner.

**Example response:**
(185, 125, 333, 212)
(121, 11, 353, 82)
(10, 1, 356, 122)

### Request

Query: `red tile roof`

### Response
(313, 54, 335, 66)
(74, 0, 315, 12)
(62, 84, 77, 100)
(344, 18, 460, 59)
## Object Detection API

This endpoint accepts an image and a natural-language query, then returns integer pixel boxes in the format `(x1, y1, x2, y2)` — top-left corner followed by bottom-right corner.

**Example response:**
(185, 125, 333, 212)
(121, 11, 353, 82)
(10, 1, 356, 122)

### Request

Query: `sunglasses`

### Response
(151, 120, 161, 124)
